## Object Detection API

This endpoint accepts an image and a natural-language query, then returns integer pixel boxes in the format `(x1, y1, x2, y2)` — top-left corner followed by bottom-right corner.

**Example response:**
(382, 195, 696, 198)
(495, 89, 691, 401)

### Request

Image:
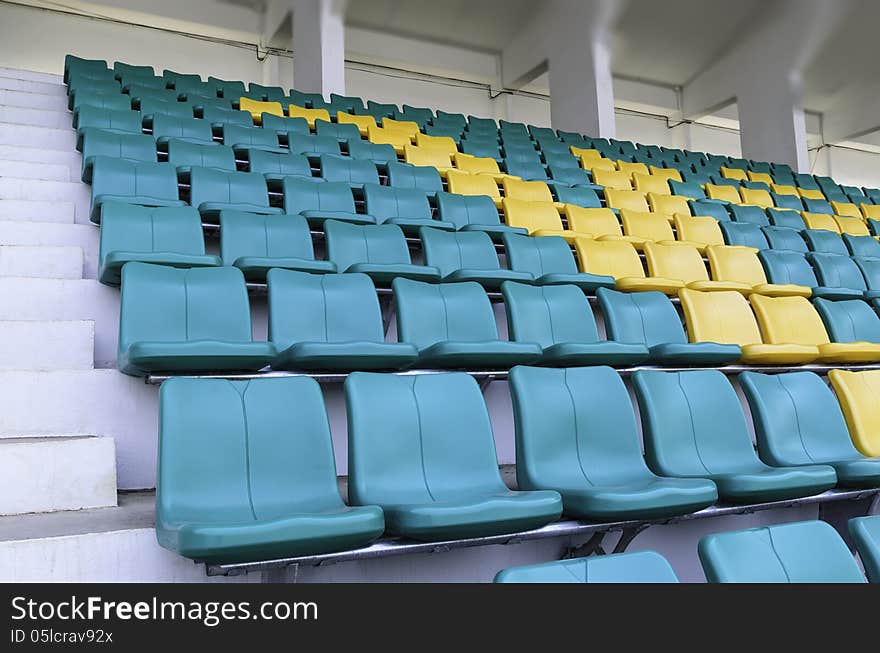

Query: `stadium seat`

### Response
(287, 134, 340, 156)
(208, 76, 246, 99)
(494, 551, 680, 583)
(330, 94, 366, 114)
(740, 188, 774, 208)
(633, 173, 669, 196)
(237, 98, 282, 124)
(118, 263, 275, 376)
(605, 189, 650, 213)
(772, 193, 804, 211)
(222, 124, 284, 154)
(267, 270, 417, 371)
(287, 104, 331, 129)
(829, 369, 880, 457)
(809, 253, 878, 299)
(565, 206, 630, 241)
(422, 229, 532, 290)
(575, 239, 684, 294)
(363, 184, 455, 234)
(346, 372, 561, 539)
(386, 162, 443, 195)
(648, 194, 691, 222)
(363, 100, 397, 120)
(89, 157, 185, 223)
(336, 111, 377, 137)
(97, 203, 219, 286)
(706, 184, 741, 204)
(804, 230, 850, 255)
(435, 192, 527, 240)
(247, 149, 314, 185)
(690, 200, 731, 223)
(219, 211, 335, 281)
(345, 141, 395, 166)
(315, 119, 361, 143)
(598, 288, 741, 365)
(403, 144, 455, 176)
(283, 178, 372, 227)
(705, 245, 810, 297)
(80, 131, 157, 182)
(393, 278, 543, 367)
(802, 212, 839, 233)
(502, 198, 578, 241)
(721, 166, 748, 182)
(502, 285, 649, 365)
(762, 226, 807, 252)
(452, 153, 512, 183)
(367, 125, 412, 154)
(645, 242, 752, 293)
(741, 371, 880, 487)
(593, 168, 633, 191)
(759, 250, 861, 300)
(156, 376, 384, 563)
(554, 186, 602, 208)
(861, 203, 880, 220)
(843, 234, 880, 258)
(325, 221, 441, 284)
(201, 105, 252, 129)
(168, 141, 235, 174)
(618, 209, 676, 248)
(503, 234, 615, 292)
(835, 216, 871, 236)
(75, 107, 142, 145)
(672, 215, 724, 252)
(766, 208, 805, 230)
(669, 180, 705, 199)
(634, 370, 837, 501)
(320, 154, 380, 189)
(189, 168, 280, 220)
(151, 114, 214, 145)
(850, 516, 880, 582)
(729, 204, 769, 226)
(698, 521, 864, 583)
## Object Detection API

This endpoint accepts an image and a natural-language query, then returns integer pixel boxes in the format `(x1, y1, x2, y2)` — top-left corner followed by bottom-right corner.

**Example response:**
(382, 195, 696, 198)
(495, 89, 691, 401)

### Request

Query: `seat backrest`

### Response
(605, 189, 650, 212)
(421, 228, 501, 275)
(283, 178, 356, 214)
(167, 140, 235, 171)
(829, 369, 880, 457)
(554, 186, 602, 208)
(644, 242, 709, 283)
(494, 551, 679, 583)
(741, 187, 773, 208)
(566, 206, 622, 237)
(82, 131, 156, 168)
(698, 521, 865, 583)
(503, 178, 554, 202)
(765, 207, 805, 230)
(814, 297, 880, 343)
(505, 160, 549, 182)
(803, 230, 847, 255)
(843, 234, 880, 258)
(189, 168, 270, 210)
(648, 193, 690, 217)
(675, 216, 725, 249)
(620, 210, 675, 242)
(315, 119, 360, 142)
(347, 140, 397, 165)
(597, 287, 687, 347)
(803, 198, 835, 215)
(503, 283, 599, 347)
(750, 294, 831, 346)
(363, 183, 431, 222)
(771, 193, 804, 211)
(575, 238, 646, 279)
(404, 144, 452, 169)
(447, 169, 501, 199)
(435, 192, 500, 228)
(222, 124, 278, 149)
(346, 372, 508, 505)
(90, 157, 180, 205)
(394, 278, 499, 348)
(325, 220, 412, 269)
(75, 105, 141, 133)
(219, 210, 315, 265)
(502, 233, 578, 276)
(679, 288, 763, 346)
(99, 203, 205, 267)
(157, 376, 344, 527)
(808, 253, 867, 290)
(247, 149, 312, 179)
(386, 162, 443, 193)
(762, 226, 807, 253)
(855, 257, 880, 290)
(287, 134, 340, 156)
(201, 105, 252, 127)
(729, 204, 769, 226)
(138, 98, 192, 120)
(152, 114, 213, 143)
(689, 200, 731, 223)
(758, 250, 819, 286)
(669, 180, 706, 199)
(706, 183, 741, 204)
(503, 198, 565, 232)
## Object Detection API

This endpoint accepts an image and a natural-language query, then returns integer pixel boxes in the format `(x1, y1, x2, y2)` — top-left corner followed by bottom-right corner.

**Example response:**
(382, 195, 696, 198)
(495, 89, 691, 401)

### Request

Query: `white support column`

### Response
(737, 82, 809, 172)
(292, 0, 348, 99)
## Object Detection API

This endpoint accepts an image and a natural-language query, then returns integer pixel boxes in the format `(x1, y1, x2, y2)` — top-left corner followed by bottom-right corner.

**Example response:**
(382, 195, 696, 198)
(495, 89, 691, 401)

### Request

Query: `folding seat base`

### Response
(198, 203, 283, 222)
(230, 144, 288, 155)
(648, 343, 742, 366)
(539, 342, 650, 367)
(301, 210, 376, 227)
(534, 272, 616, 293)
(344, 263, 441, 285)
(739, 344, 820, 365)
(380, 490, 562, 541)
(264, 172, 322, 186)
(615, 277, 685, 295)
(233, 257, 337, 282)
(825, 458, 880, 488)
(750, 283, 812, 298)
(99, 252, 221, 286)
(459, 224, 529, 241)
(91, 197, 188, 224)
(687, 280, 754, 294)
(120, 340, 277, 376)
(413, 341, 543, 368)
(811, 286, 866, 301)
(272, 341, 419, 371)
(817, 342, 880, 364)
(157, 505, 385, 564)
(384, 218, 457, 235)
(706, 465, 837, 503)
(441, 269, 534, 291)
(530, 228, 580, 243)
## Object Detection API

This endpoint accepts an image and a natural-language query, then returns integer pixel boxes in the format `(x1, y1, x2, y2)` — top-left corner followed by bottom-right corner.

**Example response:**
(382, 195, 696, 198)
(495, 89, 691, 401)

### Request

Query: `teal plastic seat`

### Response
(553, 186, 603, 208)
(729, 204, 769, 226)
(80, 131, 156, 183)
(494, 551, 678, 583)
(364, 100, 397, 120)
(597, 288, 741, 365)
(167, 140, 235, 174)
(435, 192, 527, 240)
(261, 113, 310, 139)
(347, 140, 397, 165)
(315, 119, 361, 143)
(268, 270, 417, 371)
(71, 93, 132, 122)
(201, 105, 252, 129)
(326, 221, 440, 284)
(151, 114, 214, 145)
(127, 85, 179, 108)
(157, 376, 384, 563)
(98, 203, 219, 286)
(189, 168, 281, 220)
(803, 230, 848, 255)
(394, 278, 542, 367)
(766, 208, 804, 230)
(503, 285, 648, 365)
(759, 250, 860, 300)
(844, 234, 880, 258)
(67, 79, 120, 110)
(118, 263, 275, 376)
(803, 198, 834, 214)
(435, 110, 467, 129)
(422, 229, 533, 290)
(75, 107, 141, 147)
(163, 70, 201, 89)
(114, 62, 154, 80)
(346, 372, 562, 539)
(247, 149, 314, 185)
(461, 140, 501, 159)
(329, 93, 366, 113)
(64, 55, 108, 83)
(319, 154, 379, 189)
(288, 134, 340, 156)
(808, 252, 876, 299)
(740, 371, 880, 487)
(690, 200, 731, 222)
(510, 365, 716, 519)
(503, 233, 615, 292)
(283, 178, 373, 227)
(762, 226, 807, 252)
(398, 105, 433, 128)
(850, 516, 880, 582)
(363, 184, 455, 234)
(699, 521, 865, 583)
(219, 210, 334, 281)
(137, 98, 192, 127)
(290, 90, 327, 109)
(855, 257, 880, 296)
(89, 157, 185, 223)
(815, 297, 880, 345)
(386, 162, 443, 195)
(247, 82, 283, 100)
(208, 76, 246, 99)
(633, 370, 837, 502)
(222, 124, 284, 154)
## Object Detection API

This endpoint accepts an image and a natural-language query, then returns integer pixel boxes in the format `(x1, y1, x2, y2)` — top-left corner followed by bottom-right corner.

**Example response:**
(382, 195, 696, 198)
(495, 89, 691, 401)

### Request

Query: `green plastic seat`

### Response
(167, 140, 235, 174)
(315, 119, 361, 143)
(855, 257, 880, 297)
(597, 288, 741, 365)
(98, 202, 219, 286)
(137, 98, 193, 127)
(151, 114, 214, 145)
(64, 55, 109, 83)
(114, 62, 155, 80)
(219, 210, 335, 281)
(208, 76, 246, 99)
(71, 92, 131, 122)
(189, 168, 281, 220)
(699, 521, 865, 583)
(494, 551, 679, 583)
(803, 230, 848, 255)
(127, 85, 179, 109)
(261, 113, 310, 139)
(510, 365, 716, 519)
(740, 371, 880, 488)
(268, 270, 418, 370)
(633, 370, 837, 502)
(502, 233, 616, 292)
(326, 221, 439, 284)
(362, 100, 397, 120)
(386, 162, 443, 196)
(201, 105, 252, 129)
(157, 376, 384, 563)
(74, 107, 141, 147)
(721, 222, 768, 249)
(283, 178, 374, 227)
(762, 226, 807, 252)
(222, 124, 285, 154)
(362, 184, 455, 235)
(504, 285, 649, 365)
(67, 78, 119, 110)
(319, 154, 380, 189)
(79, 131, 156, 183)
(844, 234, 880, 258)
(163, 70, 201, 89)
(288, 134, 340, 156)
(246, 149, 314, 186)
(394, 278, 542, 367)
(435, 192, 527, 240)
(346, 372, 562, 540)
(89, 157, 185, 223)
(814, 297, 880, 344)
(422, 229, 533, 290)
(849, 516, 880, 582)
(118, 262, 275, 376)
(809, 253, 877, 300)
(290, 90, 327, 109)
(759, 250, 861, 300)
(347, 140, 398, 165)
(329, 93, 366, 113)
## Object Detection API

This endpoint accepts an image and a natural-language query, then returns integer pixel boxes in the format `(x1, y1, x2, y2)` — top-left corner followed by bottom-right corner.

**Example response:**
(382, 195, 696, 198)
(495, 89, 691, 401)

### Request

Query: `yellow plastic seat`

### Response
(751, 294, 880, 364)
(617, 160, 649, 178)
(633, 173, 670, 196)
(834, 216, 870, 236)
(381, 118, 420, 139)
(619, 210, 677, 250)
(860, 203, 880, 220)
(679, 289, 817, 364)
(502, 198, 579, 241)
(798, 188, 826, 200)
(648, 193, 691, 223)
(336, 111, 378, 137)
(606, 189, 649, 213)
(831, 201, 861, 218)
(740, 187, 774, 208)
(720, 166, 748, 182)
(574, 238, 684, 295)
(585, 157, 617, 172)
(404, 145, 455, 176)
(368, 125, 414, 154)
(452, 153, 516, 182)
(649, 166, 682, 182)
(801, 212, 841, 233)
(593, 168, 633, 191)
(414, 132, 458, 155)
(828, 370, 880, 457)
(564, 206, 631, 241)
(238, 97, 283, 125)
(645, 242, 751, 293)
(503, 178, 564, 210)
(706, 183, 741, 204)
(673, 214, 724, 253)
(771, 184, 799, 196)
(571, 146, 603, 161)
(747, 171, 774, 185)
(288, 104, 331, 129)
(447, 169, 502, 207)
(705, 245, 812, 297)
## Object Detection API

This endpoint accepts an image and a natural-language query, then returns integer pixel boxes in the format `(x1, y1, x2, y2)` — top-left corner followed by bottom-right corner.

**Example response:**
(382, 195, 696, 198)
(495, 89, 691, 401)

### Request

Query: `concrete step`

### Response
(0, 199, 76, 224)
(0, 320, 94, 371)
(0, 105, 72, 130)
(0, 160, 70, 181)
(0, 436, 116, 516)
(0, 176, 89, 223)
(0, 67, 63, 84)
(0, 370, 158, 490)
(0, 122, 75, 151)
(0, 89, 68, 112)
(0, 245, 83, 279)
(0, 76, 66, 96)
(0, 222, 98, 278)
(0, 143, 81, 171)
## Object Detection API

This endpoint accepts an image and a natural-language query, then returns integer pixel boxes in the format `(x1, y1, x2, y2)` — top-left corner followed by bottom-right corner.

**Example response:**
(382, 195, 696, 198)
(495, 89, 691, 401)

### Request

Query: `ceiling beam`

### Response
(822, 81, 880, 144)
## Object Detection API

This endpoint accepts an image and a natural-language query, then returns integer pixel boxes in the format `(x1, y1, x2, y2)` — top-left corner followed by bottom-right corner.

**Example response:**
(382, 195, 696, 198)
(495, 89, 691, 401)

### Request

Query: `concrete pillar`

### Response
(292, 0, 347, 98)
(737, 79, 809, 172)
(548, 35, 615, 138)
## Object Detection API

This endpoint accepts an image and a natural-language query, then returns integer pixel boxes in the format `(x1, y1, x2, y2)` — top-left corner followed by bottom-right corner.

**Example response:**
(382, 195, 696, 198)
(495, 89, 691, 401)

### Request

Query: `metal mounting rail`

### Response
(204, 488, 880, 576)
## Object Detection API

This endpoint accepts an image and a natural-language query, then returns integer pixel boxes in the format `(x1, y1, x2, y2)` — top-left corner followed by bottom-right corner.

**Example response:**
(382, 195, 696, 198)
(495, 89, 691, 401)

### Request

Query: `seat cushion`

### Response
(99, 252, 221, 286)
(817, 342, 880, 364)
(381, 490, 562, 541)
(559, 477, 717, 520)
(751, 283, 812, 298)
(272, 341, 419, 371)
(740, 344, 820, 364)
(233, 256, 336, 282)
(811, 286, 866, 301)
(300, 210, 376, 226)
(344, 263, 441, 284)
(615, 277, 686, 295)
(709, 465, 837, 503)
(649, 343, 742, 366)
(229, 143, 287, 155)
(384, 218, 457, 234)
(459, 224, 529, 241)
(414, 341, 543, 368)
(540, 342, 649, 366)
(197, 202, 283, 218)
(92, 196, 187, 223)
(828, 458, 880, 488)
(121, 340, 276, 376)
(535, 272, 616, 292)
(442, 269, 535, 291)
